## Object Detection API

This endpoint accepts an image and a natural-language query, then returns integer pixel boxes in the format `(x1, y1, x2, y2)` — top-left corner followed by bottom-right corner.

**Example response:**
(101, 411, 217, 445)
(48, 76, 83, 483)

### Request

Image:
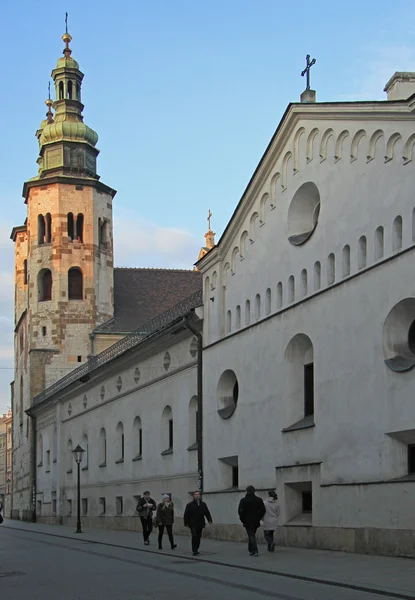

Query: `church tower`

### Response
(10, 27, 116, 519)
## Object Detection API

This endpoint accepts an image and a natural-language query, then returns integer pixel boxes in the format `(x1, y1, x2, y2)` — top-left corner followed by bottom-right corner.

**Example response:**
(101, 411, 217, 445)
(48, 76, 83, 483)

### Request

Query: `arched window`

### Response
(255, 294, 261, 320)
(313, 262, 321, 291)
(38, 214, 45, 245)
(19, 375, 23, 425)
(116, 422, 124, 462)
(38, 269, 52, 302)
(300, 269, 308, 297)
(245, 300, 250, 326)
(217, 370, 239, 419)
(45, 213, 52, 243)
(68, 268, 83, 300)
(67, 213, 74, 241)
(133, 416, 143, 458)
(76, 213, 84, 242)
(277, 282, 283, 309)
(161, 406, 173, 453)
(374, 226, 384, 260)
(327, 253, 335, 285)
(235, 305, 241, 329)
(99, 428, 106, 466)
(76, 83, 81, 100)
(81, 434, 88, 469)
(285, 333, 315, 424)
(226, 310, 232, 334)
(188, 397, 198, 448)
(358, 236, 367, 269)
(342, 245, 351, 277)
(99, 218, 108, 246)
(265, 288, 271, 315)
(67, 439, 73, 473)
(23, 260, 28, 285)
(59, 81, 64, 100)
(392, 216, 403, 252)
(67, 80, 73, 99)
(288, 276, 295, 303)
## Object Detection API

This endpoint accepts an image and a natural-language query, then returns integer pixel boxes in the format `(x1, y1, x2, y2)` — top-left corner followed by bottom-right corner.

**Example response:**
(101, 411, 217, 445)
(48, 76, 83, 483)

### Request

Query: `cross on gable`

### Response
(301, 54, 316, 90)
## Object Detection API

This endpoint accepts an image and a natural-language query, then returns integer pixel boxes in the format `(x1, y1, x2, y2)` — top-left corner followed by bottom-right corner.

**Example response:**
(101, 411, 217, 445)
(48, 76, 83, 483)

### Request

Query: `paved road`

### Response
(0, 526, 403, 600)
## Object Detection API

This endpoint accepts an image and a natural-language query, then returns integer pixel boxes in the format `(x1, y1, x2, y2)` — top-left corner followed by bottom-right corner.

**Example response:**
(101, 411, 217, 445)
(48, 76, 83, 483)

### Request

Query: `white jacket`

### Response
(262, 497, 280, 530)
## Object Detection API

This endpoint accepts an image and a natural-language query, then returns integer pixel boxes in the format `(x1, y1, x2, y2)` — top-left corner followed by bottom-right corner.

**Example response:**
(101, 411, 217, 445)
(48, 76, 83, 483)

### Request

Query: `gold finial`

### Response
(62, 12, 72, 58)
(45, 82, 54, 123)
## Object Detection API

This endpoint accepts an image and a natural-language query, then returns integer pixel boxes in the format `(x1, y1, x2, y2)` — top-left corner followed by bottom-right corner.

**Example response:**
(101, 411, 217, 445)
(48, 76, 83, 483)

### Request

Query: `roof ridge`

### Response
(114, 267, 200, 273)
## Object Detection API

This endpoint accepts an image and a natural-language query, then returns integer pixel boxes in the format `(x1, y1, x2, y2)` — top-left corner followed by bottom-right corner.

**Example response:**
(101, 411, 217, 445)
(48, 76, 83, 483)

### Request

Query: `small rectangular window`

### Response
(302, 491, 313, 513)
(42, 327, 47, 337)
(121, 434, 125, 460)
(168, 419, 173, 449)
(232, 466, 239, 488)
(99, 497, 106, 515)
(52, 499, 57, 514)
(304, 363, 314, 417)
(46, 450, 51, 471)
(116, 496, 123, 515)
(408, 445, 415, 474)
(67, 499, 72, 516)
(82, 498, 88, 515)
(77, 355, 82, 362)
(139, 429, 143, 457)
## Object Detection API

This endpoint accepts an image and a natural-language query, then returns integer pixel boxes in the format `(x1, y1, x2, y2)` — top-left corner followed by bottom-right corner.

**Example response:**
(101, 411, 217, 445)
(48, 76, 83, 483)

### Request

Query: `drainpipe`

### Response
(29, 414, 37, 522)
(183, 316, 203, 493)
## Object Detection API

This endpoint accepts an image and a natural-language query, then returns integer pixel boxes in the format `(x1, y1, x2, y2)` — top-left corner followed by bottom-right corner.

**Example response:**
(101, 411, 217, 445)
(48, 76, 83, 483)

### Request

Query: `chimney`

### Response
(384, 72, 415, 100)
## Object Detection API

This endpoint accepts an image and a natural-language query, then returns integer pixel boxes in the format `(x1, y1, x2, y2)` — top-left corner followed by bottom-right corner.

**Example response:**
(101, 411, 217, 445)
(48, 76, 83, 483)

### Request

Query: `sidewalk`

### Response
(3, 519, 415, 599)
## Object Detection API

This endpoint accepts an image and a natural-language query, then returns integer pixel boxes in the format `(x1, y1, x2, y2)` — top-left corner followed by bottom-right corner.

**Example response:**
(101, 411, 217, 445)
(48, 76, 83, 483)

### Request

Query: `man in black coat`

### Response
(238, 485, 266, 556)
(183, 491, 213, 555)
(136, 491, 157, 545)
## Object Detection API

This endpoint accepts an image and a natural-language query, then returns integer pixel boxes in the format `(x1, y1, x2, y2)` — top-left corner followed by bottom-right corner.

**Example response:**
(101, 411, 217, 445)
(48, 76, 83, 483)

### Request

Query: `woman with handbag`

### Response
(155, 494, 177, 550)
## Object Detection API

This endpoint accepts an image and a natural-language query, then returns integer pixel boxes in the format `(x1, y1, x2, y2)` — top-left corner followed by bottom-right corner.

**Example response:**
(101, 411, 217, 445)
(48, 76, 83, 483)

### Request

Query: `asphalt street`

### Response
(0, 526, 404, 600)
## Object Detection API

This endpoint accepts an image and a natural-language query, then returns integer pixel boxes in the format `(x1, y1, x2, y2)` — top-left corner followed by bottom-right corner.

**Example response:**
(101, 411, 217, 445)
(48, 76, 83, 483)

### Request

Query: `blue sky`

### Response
(0, 0, 414, 412)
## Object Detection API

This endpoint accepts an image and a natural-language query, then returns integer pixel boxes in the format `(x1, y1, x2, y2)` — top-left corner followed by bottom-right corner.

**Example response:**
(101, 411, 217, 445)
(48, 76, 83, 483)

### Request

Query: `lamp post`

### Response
(72, 444, 85, 534)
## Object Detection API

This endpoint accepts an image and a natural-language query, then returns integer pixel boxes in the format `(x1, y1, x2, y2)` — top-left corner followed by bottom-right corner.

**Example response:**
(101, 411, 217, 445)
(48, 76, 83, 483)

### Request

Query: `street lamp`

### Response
(72, 444, 85, 534)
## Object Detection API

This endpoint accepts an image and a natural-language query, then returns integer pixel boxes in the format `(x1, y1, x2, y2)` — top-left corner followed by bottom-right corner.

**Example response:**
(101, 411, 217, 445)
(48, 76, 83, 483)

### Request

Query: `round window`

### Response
(287, 182, 320, 246)
(217, 370, 239, 419)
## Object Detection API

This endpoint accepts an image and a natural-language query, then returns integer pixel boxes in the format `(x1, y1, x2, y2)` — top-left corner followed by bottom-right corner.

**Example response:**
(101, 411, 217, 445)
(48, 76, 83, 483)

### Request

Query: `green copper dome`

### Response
(55, 55, 80, 70)
(40, 120, 98, 147)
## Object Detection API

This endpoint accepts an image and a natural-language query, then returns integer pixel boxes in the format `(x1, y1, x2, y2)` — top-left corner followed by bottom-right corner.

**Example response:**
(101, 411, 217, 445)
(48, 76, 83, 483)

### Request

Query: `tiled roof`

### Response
(32, 288, 203, 407)
(94, 268, 202, 334)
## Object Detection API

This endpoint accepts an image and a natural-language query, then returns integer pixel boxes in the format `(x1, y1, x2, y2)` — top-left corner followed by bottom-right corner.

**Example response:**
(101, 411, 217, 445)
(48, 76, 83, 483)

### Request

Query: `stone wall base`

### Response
(30, 517, 415, 558)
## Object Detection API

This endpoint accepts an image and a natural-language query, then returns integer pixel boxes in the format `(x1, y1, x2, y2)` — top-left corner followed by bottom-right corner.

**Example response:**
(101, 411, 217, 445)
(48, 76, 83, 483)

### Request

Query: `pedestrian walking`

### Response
(262, 490, 280, 551)
(183, 491, 212, 556)
(238, 485, 265, 556)
(136, 491, 156, 545)
(155, 494, 177, 550)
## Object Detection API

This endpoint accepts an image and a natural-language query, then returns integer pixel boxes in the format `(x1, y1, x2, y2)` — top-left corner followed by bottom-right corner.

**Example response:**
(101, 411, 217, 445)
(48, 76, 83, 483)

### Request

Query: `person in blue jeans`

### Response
(238, 486, 266, 556)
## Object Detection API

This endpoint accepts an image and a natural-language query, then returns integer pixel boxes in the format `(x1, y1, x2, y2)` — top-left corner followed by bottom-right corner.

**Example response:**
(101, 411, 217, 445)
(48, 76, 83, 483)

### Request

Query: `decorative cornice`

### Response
(23, 175, 117, 202)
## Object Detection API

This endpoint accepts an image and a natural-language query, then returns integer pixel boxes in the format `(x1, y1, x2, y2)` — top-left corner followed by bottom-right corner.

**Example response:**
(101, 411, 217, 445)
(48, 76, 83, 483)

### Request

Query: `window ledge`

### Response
(37, 462, 43, 468)
(187, 442, 198, 452)
(282, 415, 315, 433)
(285, 514, 313, 527)
(161, 448, 173, 456)
(132, 454, 142, 462)
(66, 468, 73, 474)
(115, 458, 124, 464)
(81, 466, 88, 471)
(99, 462, 107, 468)
(53, 458, 57, 464)
(45, 469, 50, 474)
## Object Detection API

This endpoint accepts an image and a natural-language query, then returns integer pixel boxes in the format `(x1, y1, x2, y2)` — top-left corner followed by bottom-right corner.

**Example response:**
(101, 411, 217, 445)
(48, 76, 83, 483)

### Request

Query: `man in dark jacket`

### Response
(183, 491, 212, 556)
(137, 491, 157, 545)
(238, 485, 266, 556)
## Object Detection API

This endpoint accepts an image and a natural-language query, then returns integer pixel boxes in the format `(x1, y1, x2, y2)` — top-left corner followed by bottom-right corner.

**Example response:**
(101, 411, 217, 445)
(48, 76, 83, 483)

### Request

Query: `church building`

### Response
(10, 29, 415, 557)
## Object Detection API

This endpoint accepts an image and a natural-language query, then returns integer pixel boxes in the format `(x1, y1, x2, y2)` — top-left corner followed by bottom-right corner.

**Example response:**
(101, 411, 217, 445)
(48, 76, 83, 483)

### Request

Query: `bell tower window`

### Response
(38, 269, 52, 302)
(68, 268, 83, 300)
(76, 83, 81, 100)
(67, 213, 74, 241)
(76, 214, 84, 242)
(59, 81, 64, 100)
(67, 81, 73, 99)
(45, 213, 52, 243)
(38, 214, 46, 245)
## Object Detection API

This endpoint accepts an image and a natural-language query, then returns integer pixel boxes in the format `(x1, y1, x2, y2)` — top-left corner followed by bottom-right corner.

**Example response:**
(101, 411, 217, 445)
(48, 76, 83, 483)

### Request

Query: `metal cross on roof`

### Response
(301, 54, 316, 90)
(65, 12, 69, 34)
(207, 209, 212, 230)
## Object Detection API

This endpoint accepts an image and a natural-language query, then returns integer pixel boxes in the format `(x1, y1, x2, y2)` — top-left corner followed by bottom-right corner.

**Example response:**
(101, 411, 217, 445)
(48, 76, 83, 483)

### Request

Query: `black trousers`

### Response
(191, 527, 203, 553)
(264, 529, 275, 548)
(140, 516, 153, 542)
(245, 527, 258, 554)
(158, 524, 174, 547)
